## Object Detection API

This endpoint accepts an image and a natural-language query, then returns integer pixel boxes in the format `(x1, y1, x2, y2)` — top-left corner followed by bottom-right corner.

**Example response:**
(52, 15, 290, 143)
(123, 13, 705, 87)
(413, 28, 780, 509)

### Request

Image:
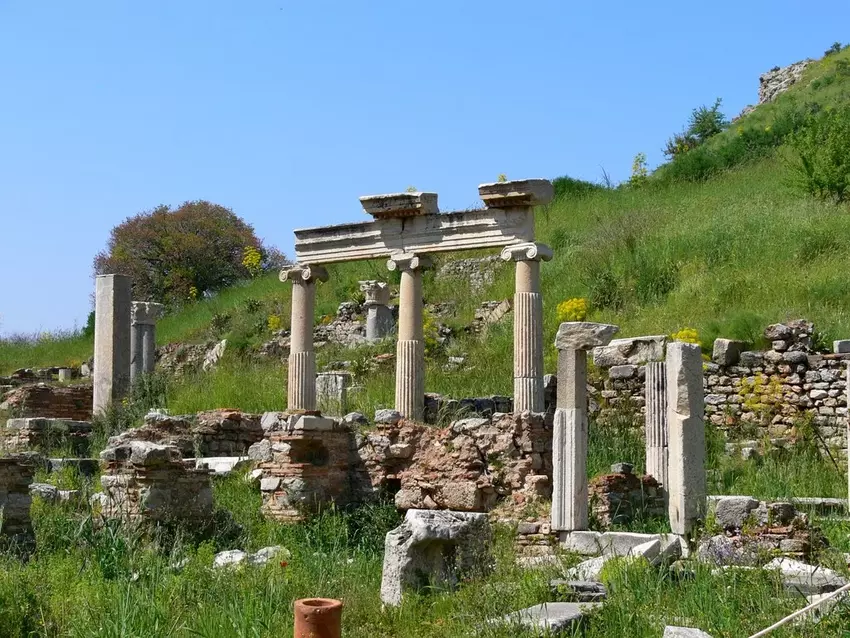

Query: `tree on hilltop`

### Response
(94, 200, 287, 306)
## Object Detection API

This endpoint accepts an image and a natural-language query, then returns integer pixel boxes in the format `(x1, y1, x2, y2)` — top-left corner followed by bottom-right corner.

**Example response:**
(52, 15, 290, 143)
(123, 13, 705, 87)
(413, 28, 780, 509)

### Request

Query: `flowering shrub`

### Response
(242, 246, 263, 278)
(629, 153, 648, 187)
(557, 297, 589, 323)
(267, 314, 282, 332)
(188, 286, 199, 301)
(423, 310, 441, 354)
(670, 327, 699, 344)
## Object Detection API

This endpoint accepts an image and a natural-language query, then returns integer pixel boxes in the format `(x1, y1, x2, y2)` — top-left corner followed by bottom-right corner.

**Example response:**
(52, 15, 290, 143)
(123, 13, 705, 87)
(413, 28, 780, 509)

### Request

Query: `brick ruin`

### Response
(98, 440, 213, 525)
(1, 384, 92, 421)
(1, 418, 93, 455)
(0, 455, 37, 548)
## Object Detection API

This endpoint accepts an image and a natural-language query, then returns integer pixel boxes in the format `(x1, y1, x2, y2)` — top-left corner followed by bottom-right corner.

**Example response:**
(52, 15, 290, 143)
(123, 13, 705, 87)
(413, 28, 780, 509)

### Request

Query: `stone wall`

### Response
(1, 418, 93, 454)
(1, 384, 93, 421)
(588, 463, 665, 528)
(0, 455, 37, 547)
(589, 328, 849, 451)
(107, 409, 264, 457)
(99, 441, 213, 525)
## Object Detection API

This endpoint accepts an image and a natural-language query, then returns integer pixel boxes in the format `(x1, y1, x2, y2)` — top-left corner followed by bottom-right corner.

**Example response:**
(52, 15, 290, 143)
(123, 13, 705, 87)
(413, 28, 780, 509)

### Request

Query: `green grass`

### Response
(2, 470, 847, 637)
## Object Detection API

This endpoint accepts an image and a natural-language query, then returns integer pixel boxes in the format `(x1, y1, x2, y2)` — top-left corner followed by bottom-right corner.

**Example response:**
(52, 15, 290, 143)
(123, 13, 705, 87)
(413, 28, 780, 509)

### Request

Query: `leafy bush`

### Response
(789, 104, 850, 202)
(94, 201, 286, 306)
(628, 153, 649, 187)
(670, 327, 699, 344)
(824, 41, 843, 57)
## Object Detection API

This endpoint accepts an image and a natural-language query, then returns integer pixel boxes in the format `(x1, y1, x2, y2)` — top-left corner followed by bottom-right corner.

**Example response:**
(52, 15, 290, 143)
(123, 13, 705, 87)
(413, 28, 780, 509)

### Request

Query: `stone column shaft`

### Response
(551, 322, 619, 533)
(388, 253, 431, 421)
(645, 361, 669, 489)
(93, 274, 132, 414)
(666, 342, 707, 535)
(360, 280, 393, 342)
(502, 243, 552, 413)
(552, 348, 588, 531)
(282, 264, 328, 412)
(130, 302, 163, 385)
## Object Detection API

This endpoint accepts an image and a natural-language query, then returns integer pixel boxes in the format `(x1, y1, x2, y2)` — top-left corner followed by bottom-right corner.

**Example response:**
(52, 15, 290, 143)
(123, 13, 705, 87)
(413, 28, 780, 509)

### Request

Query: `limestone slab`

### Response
(554, 322, 619, 351)
(495, 602, 600, 632)
(593, 335, 667, 368)
(478, 179, 554, 208)
(293, 207, 535, 264)
(359, 192, 438, 219)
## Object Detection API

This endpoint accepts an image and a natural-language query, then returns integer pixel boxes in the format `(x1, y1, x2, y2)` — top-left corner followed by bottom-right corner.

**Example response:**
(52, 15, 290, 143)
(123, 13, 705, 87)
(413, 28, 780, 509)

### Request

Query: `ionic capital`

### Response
(279, 264, 329, 285)
(358, 280, 391, 305)
(131, 302, 164, 325)
(500, 242, 553, 263)
(386, 252, 433, 273)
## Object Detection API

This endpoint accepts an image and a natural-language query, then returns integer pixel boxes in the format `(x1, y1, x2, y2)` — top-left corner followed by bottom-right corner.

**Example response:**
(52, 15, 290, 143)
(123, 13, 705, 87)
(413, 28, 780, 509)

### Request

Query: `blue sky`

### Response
(0, 1, 847, 336)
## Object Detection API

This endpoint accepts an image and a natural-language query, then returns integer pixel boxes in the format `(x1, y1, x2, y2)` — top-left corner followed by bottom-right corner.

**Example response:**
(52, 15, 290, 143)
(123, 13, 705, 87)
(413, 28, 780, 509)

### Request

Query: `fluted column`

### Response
(281, 264, 329, 411)
(551, 322, 619, 532)
(359, 280, 393, 341)
(645, 361, 668, 490)
(387, 253, 432, 421)
(93, 274, 132, 415)
(130, 302, 164, 385)
(501, 243, 553, 413)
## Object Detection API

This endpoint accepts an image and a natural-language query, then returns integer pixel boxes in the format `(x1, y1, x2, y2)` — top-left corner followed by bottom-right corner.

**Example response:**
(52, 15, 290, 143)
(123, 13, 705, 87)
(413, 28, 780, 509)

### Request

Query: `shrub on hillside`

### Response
(552, 175, 606, 200)
(94, 201, 287, 306)
(789, 104, 850, 202)
(824, 42, 843, 57)
(663, 99, 728, 160)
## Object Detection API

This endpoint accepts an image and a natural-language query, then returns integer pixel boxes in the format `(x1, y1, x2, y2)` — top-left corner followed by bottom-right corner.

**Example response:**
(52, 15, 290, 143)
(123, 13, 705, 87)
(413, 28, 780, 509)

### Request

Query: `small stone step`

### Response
(494, 602, 601, 632)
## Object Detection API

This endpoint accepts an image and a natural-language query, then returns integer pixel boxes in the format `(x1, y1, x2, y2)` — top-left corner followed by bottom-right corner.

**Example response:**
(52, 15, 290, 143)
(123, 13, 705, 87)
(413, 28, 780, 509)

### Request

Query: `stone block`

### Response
(288, 415, 337, 432)
(478, 178, 554, 208)
(713, 496, 760, 530)
(608, 364, 637, 380)
(593, 335, 667, 368)
(664, 627, 713, 638)
(712, 339, 746, 366)
(764, 557, 848, 595)
(380, 509, 492, 606)
(833, 340, 850, 354)
(559, 531, 602, 555)
(554, 322, 619, 351)
(374, 409, 402, 425)
(359, 192, 438, 219)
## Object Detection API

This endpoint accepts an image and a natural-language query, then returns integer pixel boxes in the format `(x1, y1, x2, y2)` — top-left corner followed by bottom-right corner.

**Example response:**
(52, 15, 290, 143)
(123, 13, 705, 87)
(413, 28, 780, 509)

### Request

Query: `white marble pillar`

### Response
(551, 322, 618, 532)
(359, 280, 393, 341)
(666, 342, 707, 536)
(281, 264, 329, 411)
(387, 253, 432, 421)
(645, 361, 669, 490)
(93, 274, 132, 415)
(501, 242, 553, 413)
(130, 302, 164, 385)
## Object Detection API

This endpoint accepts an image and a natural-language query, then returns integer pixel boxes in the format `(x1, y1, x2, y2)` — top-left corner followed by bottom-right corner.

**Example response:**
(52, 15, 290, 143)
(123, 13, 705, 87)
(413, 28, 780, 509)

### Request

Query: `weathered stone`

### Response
(213, 549, 248, 568)
(712, 339, 746, 366)
(30, 482, 59, 502)
(494, 602, 600, 632)
(833, 340, 850, 354)
(609, 364, 637, 380)
(714, 496, 760, 530)
(554, 322, 619, 351)
(375, 409, 402, 425)
(248, 545, 290, 565)
(247, 440, 273, 462)
(764, 557, 848, 594)
(342, 412, 369, 427)
(548, 580, 607, 603)
(93, 274, 132, 414)
(380, 509, 492, 606)
(666, 342, 706, 535)
(360, 191, 438, 219)
(478, 178, 554, 208)
(593, 335, 667, 368)
(663, 627, 714, 638)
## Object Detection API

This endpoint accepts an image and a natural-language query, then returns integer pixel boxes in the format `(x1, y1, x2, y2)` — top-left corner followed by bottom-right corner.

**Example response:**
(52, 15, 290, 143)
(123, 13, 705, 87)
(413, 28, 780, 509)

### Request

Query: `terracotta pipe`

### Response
(293, 598, 343, 638)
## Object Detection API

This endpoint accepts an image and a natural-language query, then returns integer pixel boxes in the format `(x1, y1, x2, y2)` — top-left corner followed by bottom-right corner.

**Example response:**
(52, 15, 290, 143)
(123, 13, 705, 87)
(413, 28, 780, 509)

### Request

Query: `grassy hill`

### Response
(3, 46, 850, 419)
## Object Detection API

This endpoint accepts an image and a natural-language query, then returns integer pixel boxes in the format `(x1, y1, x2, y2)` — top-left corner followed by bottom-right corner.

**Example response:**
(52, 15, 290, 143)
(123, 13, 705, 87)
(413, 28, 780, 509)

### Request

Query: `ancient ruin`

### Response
(281, 179, 554, 419)
(130, 301, 164, 384)
(93, 274, 132, 414)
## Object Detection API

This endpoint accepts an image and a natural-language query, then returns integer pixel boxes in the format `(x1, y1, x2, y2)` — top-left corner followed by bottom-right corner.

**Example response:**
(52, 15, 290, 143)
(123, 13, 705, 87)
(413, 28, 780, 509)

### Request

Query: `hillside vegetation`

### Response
(3, 46, 850, 420)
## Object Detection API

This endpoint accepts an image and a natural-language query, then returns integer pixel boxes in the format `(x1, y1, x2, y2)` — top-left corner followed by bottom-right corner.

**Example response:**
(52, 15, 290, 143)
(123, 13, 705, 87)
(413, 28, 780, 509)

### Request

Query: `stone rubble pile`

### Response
(1, 417, 92, 454)
(759, 60, 813, 104)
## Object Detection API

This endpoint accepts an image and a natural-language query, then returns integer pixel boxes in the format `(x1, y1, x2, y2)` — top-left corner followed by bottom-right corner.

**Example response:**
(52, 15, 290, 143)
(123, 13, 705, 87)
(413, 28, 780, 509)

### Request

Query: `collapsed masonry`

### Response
(0, 455, 37, 549)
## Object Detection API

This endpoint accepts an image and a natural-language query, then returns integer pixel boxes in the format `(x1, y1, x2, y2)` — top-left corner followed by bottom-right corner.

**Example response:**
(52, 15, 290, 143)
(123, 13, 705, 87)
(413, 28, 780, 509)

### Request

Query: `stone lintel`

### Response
(478, 179, 554, 209)
(279, 264, 329, 284)
(500, 242, 553, 263)
(555, 322, 619, 351)
(387, 252, 433, 273)
(131, 301, 165, 325)
(287, 415, 340, 432)
(359, 192, 438, 219)
(294, 207, 535, 264)
(358, 280, 391, 305)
